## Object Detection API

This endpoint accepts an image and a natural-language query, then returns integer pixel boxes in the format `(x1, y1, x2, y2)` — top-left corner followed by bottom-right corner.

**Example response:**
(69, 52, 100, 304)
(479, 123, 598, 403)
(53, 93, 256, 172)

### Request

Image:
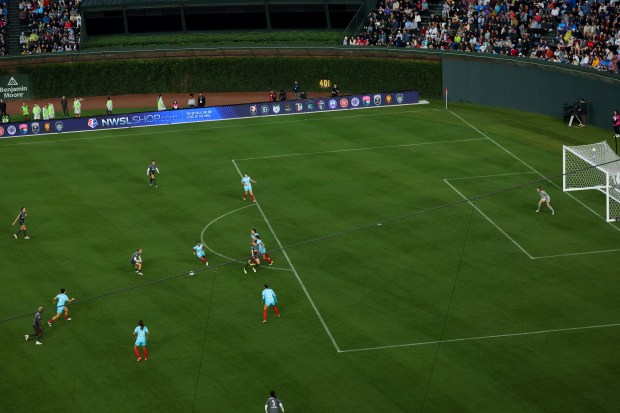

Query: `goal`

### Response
(563, 141, 620, 222)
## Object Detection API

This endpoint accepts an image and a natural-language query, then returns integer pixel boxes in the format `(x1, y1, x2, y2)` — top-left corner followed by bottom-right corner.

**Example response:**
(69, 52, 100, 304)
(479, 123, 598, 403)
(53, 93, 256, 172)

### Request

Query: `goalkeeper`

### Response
(535, 187, 555, 215)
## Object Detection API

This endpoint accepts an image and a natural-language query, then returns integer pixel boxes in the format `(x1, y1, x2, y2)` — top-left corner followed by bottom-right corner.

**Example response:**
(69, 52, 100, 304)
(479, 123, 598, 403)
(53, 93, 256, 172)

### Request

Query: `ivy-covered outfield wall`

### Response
(14, 57, 442, 100)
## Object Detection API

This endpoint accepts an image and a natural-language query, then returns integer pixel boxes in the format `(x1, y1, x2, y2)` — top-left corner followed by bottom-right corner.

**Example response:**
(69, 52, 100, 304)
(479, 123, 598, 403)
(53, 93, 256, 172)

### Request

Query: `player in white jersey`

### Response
(536, 187, 555, 215)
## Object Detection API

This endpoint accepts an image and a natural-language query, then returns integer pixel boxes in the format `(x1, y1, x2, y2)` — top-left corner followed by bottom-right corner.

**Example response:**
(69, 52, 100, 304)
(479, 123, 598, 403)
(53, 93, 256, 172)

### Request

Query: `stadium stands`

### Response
(0, 0, 8, 55)
(352, 0, 620, 73)
(17, 0, 82, 54)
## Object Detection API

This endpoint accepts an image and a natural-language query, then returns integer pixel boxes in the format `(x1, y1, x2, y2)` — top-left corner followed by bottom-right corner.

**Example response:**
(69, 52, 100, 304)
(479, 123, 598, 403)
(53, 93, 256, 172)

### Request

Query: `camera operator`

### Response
(576, 98, 587, 127)
(613, 110, 620, 138)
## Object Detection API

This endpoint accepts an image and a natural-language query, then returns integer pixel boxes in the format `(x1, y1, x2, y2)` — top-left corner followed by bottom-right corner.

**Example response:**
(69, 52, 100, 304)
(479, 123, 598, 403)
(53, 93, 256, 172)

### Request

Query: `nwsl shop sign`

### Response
(0, 91, 419, 138)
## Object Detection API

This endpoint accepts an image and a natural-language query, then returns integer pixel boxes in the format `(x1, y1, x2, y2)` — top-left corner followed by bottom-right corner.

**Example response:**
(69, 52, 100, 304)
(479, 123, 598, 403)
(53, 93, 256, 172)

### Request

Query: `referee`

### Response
(25, 307, 44, 345)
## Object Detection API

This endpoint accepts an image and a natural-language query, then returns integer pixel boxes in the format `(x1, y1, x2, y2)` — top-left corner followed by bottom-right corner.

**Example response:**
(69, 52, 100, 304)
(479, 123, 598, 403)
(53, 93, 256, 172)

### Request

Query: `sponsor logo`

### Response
(328, 99, 337, 109)
(374, 94, 382, 105)
(250, 105, 257, 116)
(351, 97, 360, 107)
(7, 125, 16, 135)
(7, 77, 18, 86)
(0, 126, 4, 136)
(396, 94, 404, 104)
(260, 105, 269, 115)
(362, 96, 371, 106)
(317, 100, 326, 110)
(339, 98, 349, 108)
(31, 122, 40, 134)
(44, 122, 51, 132)
(101, 114, 178, 127)
(272, 105, 280, 114)
(385, 95, 393, 105)
(19, 124, 28, 134)
(306, 102, 314, 110)
(284, 103, 292, 112)
(295, 103, 303, 112)
(55, 121, 64, 132)
(87, 118, 98, 129)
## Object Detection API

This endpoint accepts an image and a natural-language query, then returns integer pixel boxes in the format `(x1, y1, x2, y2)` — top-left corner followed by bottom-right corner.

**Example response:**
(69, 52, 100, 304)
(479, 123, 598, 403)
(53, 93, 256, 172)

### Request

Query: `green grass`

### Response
(1, 101, 620, 412)
(83, 31, 342, 50)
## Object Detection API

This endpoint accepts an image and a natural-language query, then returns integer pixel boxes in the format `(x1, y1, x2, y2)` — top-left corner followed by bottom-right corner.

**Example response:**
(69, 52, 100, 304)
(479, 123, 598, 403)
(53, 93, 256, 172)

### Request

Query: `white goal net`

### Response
(563, 141, 620, 222)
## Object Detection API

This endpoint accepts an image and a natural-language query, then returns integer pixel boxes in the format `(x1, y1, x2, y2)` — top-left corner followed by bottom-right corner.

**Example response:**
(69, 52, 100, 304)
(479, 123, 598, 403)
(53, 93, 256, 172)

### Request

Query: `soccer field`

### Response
(1, 101, 619, 413)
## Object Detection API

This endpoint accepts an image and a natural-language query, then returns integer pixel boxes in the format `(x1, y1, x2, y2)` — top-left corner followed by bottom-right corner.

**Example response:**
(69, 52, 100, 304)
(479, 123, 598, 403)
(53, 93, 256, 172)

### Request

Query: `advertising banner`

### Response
(0, 75, 31, 100)
(0, 91, 419, 139)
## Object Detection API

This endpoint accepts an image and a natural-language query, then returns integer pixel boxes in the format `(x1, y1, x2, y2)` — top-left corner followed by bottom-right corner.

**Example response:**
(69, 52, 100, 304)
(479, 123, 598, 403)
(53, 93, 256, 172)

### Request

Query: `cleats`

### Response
(263, 320, 267, 323)
(137, 357, 142, 362)
(66, 318, 72, 321)
(243, 268, 247, 274)
(205, 262, 209, 267)
(252, 200, 257, 203)
(35, 341, 43, 345)
(535, 209, 539, 212)
(144, 358, 148, 361)
(552, 211, 555, 215)
(136, 271, 143, 276)
(25, 335, 29, 341)
(24, 236, 30, 240)
(47, 322, 52, 327)
(13, 234, 17, 239)
(252, 267, 257, 273)
(269, 261, 274, 266)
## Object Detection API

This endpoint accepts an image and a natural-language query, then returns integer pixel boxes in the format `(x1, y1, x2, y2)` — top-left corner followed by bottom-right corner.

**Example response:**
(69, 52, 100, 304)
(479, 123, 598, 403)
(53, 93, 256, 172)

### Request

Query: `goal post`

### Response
(563, 141, 620, 222)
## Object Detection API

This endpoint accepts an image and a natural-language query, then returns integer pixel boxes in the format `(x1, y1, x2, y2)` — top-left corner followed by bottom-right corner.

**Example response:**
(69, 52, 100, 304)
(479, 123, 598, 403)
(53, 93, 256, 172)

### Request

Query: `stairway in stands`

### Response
(7, 0, 22, 54)
(422, 0, 444, 25)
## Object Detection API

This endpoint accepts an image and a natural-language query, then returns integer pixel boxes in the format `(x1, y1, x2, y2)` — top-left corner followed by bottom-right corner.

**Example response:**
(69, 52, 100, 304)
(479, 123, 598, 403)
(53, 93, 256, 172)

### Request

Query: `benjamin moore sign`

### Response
(0, 75, 31, 99)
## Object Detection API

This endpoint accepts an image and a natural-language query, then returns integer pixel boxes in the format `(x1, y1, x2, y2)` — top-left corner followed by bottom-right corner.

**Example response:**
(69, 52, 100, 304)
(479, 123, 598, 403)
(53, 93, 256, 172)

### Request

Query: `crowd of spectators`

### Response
(348, 0, 620, 73)
(18, 0, 81, 54)
(1, 0, 8, 55)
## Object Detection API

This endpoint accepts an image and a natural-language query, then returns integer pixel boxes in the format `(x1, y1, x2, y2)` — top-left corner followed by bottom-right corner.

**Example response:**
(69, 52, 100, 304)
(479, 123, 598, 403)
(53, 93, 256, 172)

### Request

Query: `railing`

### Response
(341, 3, 367, 41)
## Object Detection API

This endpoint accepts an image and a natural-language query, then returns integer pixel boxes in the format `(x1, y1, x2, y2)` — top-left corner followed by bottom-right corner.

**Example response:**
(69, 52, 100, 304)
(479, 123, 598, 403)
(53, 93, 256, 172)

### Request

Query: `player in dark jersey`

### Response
(147, 160, 160, 188)
(244, 241, 261, 274)
(265, 390, 285, 413)
(25, 307, 44, 345)
(12, 207, 29, 239)
(131, 248, 143, 275)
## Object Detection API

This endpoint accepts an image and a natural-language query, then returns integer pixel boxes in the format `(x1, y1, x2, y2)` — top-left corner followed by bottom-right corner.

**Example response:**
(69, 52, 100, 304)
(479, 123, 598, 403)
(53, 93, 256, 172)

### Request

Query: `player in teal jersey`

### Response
(251, 229, 274, 265)
(261, 284, 281, 323)
(241, 173, 257, 202)
(48, 288, 75, 327)
(192, 241, 208, 266)
(536, 187, 555, 215)
(133, 320, 149, 361)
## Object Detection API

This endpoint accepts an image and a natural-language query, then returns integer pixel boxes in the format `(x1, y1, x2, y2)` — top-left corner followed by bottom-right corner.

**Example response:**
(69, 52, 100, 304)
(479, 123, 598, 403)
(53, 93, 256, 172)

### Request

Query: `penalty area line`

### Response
(339, 321, 620, 353)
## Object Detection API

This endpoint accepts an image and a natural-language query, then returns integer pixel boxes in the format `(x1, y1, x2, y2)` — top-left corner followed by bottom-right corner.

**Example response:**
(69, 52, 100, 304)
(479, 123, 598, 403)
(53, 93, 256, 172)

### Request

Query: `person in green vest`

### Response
(106, 97, 113, 115)
(21, 102, 29, 120)
(42, 104, 49, 120)
(73, 97, 83, 118)
(48, 101, 55, 119)
(32, 103, 41, 120)
(157, 94, 166, 111)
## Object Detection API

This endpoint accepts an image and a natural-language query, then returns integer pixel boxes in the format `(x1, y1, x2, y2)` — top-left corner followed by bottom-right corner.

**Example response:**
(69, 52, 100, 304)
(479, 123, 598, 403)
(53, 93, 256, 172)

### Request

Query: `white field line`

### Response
(232, 159, 341, 352)
(234, 138, 487, 161)
(449, 110, 620, 233)
(532, 248, 620, 260)
(0, 106, 437, 147)
(199, 203, 291, 272)
(339, 321, 620, 353)
(444, 171, 536, 181)
(443, 179, 534, 259)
